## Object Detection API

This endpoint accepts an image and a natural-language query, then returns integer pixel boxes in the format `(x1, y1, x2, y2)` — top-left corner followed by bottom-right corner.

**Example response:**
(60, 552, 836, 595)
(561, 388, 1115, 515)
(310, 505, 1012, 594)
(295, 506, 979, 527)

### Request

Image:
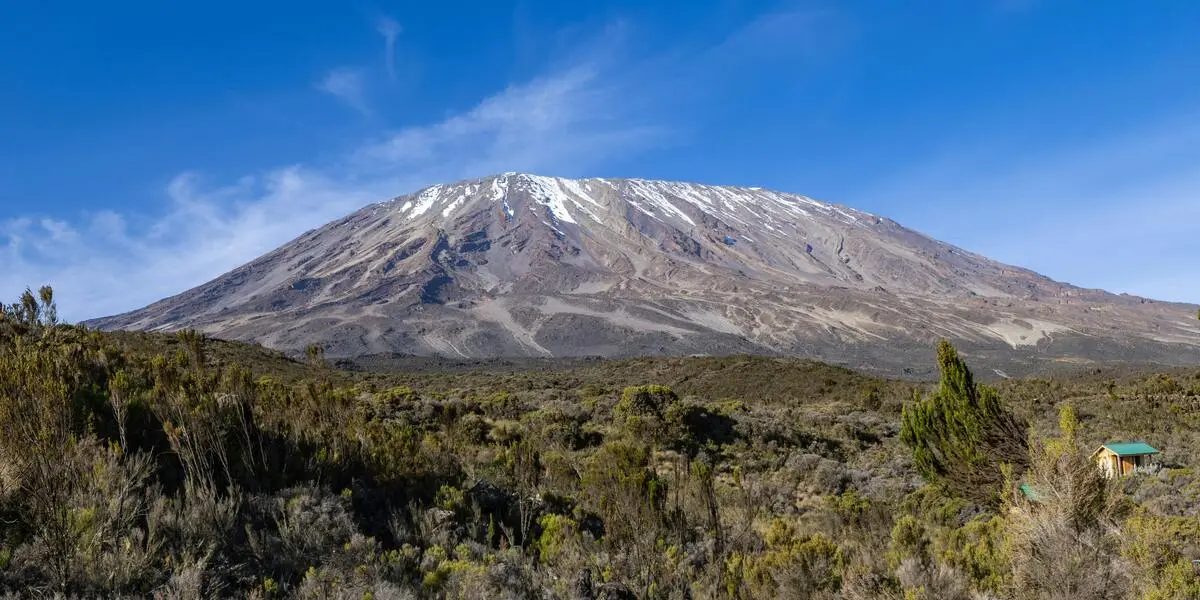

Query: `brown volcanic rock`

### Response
(90, 173, 1200, 376)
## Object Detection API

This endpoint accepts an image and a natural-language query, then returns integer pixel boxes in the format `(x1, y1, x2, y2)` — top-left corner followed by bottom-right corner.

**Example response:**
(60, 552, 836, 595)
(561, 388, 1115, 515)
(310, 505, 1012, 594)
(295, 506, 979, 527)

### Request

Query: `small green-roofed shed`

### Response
(1092, 441, 1159, 478)
(1019, 483, 1044, 503)
(1099, 442, 1159, 456)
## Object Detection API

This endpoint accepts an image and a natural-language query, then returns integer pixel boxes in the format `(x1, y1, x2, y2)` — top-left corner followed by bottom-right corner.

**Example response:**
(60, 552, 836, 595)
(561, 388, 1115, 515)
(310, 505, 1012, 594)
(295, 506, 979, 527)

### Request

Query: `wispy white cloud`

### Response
(1, 169, 381, 320)
(317, 67, 370, 115)
(355, 65, 664, 180)
(377, 16, 402, 82)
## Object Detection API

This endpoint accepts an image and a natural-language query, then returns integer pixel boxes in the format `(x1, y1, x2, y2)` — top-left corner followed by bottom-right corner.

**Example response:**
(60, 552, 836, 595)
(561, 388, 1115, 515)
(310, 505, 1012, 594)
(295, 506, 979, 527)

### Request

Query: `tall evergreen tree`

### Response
(900, 340, 1029, 506)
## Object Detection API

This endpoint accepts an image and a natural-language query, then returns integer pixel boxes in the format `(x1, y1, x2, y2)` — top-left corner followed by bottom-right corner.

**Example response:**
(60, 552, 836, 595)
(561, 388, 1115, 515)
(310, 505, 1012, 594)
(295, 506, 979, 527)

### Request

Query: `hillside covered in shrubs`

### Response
(3, 287, 1200, 599)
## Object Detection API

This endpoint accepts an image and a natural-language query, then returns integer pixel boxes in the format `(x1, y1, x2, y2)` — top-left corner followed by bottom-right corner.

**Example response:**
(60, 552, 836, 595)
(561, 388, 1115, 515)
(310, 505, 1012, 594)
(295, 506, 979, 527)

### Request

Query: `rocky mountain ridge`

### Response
(91, 173, 1200, 376)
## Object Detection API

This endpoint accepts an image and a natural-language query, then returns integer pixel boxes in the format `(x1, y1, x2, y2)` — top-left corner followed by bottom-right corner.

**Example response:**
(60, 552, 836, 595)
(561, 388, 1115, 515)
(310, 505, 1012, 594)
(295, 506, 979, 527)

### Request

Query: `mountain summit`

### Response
(92, 173, 1200, 375)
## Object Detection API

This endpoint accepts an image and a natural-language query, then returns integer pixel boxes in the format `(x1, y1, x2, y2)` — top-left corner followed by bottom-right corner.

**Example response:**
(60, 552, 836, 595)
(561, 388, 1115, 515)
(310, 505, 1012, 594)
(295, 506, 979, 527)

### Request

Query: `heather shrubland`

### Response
(2, 287, 1199, 598)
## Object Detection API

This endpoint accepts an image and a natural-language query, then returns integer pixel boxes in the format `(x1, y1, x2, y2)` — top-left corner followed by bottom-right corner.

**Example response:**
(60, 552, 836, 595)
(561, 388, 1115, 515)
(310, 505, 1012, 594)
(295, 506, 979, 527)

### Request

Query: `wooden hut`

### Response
(1091, 441, 1159, 478)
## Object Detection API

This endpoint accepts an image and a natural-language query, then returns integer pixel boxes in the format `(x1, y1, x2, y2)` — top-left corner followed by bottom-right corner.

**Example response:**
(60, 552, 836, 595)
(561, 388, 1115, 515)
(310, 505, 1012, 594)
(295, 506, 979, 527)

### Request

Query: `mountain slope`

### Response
(91, 173, 1200, 376)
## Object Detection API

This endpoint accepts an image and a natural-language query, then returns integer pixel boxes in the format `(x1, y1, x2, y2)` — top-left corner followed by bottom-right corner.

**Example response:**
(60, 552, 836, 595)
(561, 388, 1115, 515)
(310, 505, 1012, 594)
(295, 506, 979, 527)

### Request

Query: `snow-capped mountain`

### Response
(91, 173, 1200, 376)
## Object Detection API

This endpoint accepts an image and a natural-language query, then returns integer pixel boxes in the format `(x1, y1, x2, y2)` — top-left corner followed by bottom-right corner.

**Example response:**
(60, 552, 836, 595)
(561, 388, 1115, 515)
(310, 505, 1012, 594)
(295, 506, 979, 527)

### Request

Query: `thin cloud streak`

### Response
(317, 67, 370, 115)
(377, 16, 402, 82)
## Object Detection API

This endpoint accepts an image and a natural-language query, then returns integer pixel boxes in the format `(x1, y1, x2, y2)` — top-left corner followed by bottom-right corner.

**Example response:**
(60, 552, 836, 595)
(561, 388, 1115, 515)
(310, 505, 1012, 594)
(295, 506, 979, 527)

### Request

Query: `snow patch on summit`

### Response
(491, 175, 514, 219)
(519, 175, 577, 224)
(441, 183, 478, 218)
(627, 180, 695, 226)
(409, 185, 443, 217)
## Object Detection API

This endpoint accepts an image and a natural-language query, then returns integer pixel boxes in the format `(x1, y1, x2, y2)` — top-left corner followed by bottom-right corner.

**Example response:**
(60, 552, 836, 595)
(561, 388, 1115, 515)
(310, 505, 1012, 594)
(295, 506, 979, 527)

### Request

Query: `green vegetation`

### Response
(901, 340, 1029, 507)
(2, 287, 1200, 598)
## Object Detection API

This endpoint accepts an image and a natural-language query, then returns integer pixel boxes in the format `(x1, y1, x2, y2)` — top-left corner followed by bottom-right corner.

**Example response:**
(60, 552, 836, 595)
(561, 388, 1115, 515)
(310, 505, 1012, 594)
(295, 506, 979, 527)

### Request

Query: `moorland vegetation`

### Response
(2, 287, 1200, 598)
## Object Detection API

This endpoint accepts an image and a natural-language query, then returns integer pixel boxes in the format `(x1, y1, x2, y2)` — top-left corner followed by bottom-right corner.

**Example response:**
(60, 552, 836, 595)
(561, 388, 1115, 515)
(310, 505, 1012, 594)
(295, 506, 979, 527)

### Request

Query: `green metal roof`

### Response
(1100, 442, 1159, 456)
(1019, 483, 1044, 502)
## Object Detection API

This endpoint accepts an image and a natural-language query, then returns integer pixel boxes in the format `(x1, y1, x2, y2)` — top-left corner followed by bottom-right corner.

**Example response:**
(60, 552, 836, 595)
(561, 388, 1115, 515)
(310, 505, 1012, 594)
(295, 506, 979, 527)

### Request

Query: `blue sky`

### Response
(2, 0, 1199, 320)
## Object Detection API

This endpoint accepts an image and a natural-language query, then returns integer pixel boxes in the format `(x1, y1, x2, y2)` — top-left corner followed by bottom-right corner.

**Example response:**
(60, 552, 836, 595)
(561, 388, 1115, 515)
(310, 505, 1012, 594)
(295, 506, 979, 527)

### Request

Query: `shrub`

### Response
(248, 485, 358, 585)
(614, 385, 678, 420)
(1007, 406, 1131, 599)
(735, 519, 845, 598)
(534, 514, 578, 564)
